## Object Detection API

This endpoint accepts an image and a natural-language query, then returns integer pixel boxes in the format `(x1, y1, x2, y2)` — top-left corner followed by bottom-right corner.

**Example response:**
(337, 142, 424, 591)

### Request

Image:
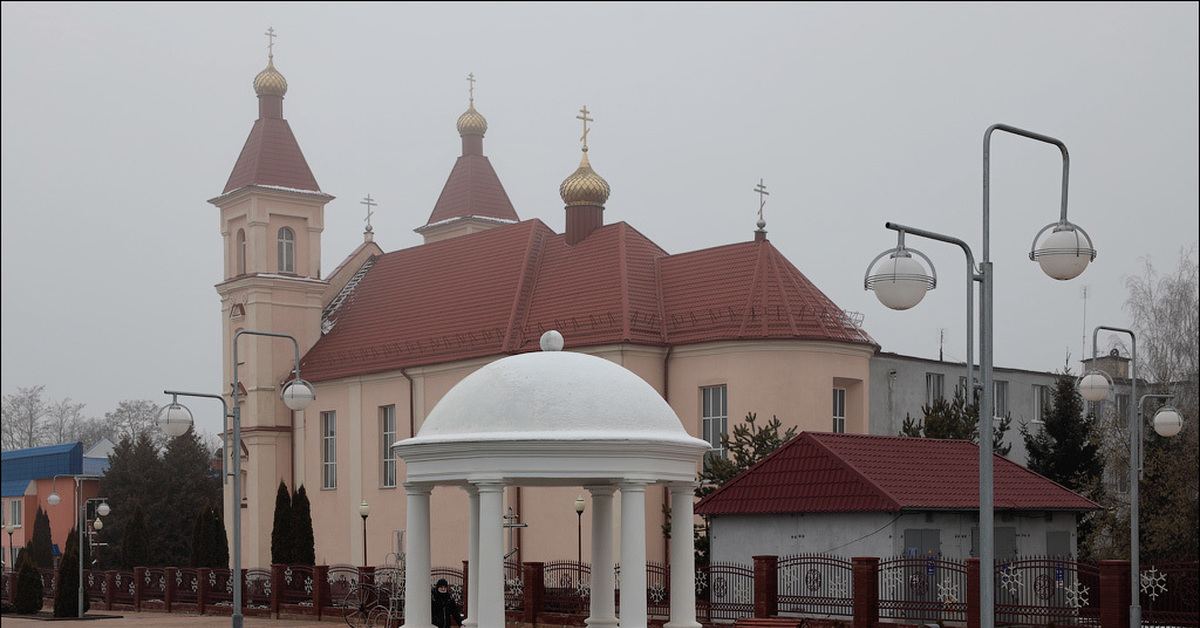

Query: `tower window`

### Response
(380, 405, 397, 488)
(321, 411, 337, 489)
(277, 227, 295, 274)
(237, 228, 247, 275)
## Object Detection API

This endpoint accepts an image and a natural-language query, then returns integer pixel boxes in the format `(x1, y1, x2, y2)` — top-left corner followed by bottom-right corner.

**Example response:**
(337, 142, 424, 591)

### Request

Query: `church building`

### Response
(208, 43, 878, 570)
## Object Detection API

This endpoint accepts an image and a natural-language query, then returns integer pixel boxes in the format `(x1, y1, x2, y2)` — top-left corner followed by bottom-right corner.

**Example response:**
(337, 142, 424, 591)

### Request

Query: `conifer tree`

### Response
(291, 485, 315, 566)
(1023, 363, 1102, 490)
(100, 433, 163, 564)
(31, 506, 53, 569)
(14, 544, 43, 614)
(119, 501, 149, 570)
(53, 525, 90, 616)
(270, 480, 294, 565)
(205, 500, 229, 569)
(189, 499, 210, 568)
(900, 384, 1013, 456)
(159, 428, 221, 566)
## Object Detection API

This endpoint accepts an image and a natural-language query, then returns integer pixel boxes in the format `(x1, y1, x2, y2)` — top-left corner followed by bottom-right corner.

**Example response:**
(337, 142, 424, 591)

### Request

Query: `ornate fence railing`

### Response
(778, 553, 855, 618)
(878, 555, 968, 624)
(994, 556, 1101, 626)
(1141, 561, 1200, 627)
(695, 561, 755, 622)
(543, 560, 589, 614)
(2, 555, 1192, 628)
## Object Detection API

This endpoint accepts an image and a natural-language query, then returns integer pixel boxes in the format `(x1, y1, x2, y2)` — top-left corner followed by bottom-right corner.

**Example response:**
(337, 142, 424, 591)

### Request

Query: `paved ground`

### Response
(0, 612, 338, 627)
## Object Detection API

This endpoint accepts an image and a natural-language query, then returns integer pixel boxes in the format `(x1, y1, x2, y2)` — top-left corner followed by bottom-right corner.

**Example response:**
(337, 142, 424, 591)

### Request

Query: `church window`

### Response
(832, 388, 847, 433)
(321, 411, 337, 489)
(8, 499, 20, 528)
(701, 385, 727, 466)
(380, 405, 397, 488)
(237, 229, 247, 275)
(277, 227, 295, 274)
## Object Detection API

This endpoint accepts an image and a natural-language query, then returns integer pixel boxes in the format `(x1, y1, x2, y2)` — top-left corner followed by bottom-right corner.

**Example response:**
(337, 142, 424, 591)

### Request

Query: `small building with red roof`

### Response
(695, 432, 1098, 565)
(205, 40, 879, 570)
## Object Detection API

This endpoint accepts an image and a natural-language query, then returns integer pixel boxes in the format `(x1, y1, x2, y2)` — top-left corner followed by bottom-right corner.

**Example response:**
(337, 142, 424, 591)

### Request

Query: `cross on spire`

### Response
(467, 72, 476, 105)
(265, 26, 277, 59)
(361, 194, 377, 233)
(577, 105, 593, 150)
(754, 179, 769, 221)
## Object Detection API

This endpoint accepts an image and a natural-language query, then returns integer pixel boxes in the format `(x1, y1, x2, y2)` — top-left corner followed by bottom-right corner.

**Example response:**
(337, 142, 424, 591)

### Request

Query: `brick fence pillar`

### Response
(271, 564, 284, 617)
(104, 570, 116, 610)
(313, 565, 328, 619)
(133, 566, 146, 611)
(164, 567, 177, 612)
(197, 567, 210, 615)
(852, 557, 879, 628)
(1099, 560, 1130, 628)
(753, 555, 779, 618)
(966, 558, 981, 628)
(522, 562, 544, 623)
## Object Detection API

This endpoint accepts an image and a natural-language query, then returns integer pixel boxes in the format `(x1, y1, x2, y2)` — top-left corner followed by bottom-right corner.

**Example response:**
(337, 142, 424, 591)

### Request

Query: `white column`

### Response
(619, 481, 649, 628)
(664, 483, 700, 628)
(586, 485, 618, 628)
(475, 480, 507, 628)
(461, 485, 480, 628)
(402, 483, 434, 628)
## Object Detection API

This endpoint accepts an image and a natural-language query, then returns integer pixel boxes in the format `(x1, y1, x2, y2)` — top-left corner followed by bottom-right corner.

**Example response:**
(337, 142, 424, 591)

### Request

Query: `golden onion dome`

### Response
(456, 103, 488, 137)
(253, 57, 288, 97)
(559, 150, 610, 206)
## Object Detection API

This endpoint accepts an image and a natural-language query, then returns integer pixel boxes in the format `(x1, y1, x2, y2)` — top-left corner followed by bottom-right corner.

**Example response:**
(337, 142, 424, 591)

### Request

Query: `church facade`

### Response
(208, 47, 878, 570)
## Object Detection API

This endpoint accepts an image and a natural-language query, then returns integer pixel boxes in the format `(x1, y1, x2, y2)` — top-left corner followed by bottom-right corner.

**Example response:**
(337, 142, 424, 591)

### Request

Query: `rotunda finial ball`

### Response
(540, 330, 564, 352)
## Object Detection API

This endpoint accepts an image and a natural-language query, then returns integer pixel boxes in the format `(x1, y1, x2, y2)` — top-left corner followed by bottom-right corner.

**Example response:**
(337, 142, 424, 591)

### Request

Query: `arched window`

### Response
(277, 227, 295, 274)
(236, 229, 247, 275)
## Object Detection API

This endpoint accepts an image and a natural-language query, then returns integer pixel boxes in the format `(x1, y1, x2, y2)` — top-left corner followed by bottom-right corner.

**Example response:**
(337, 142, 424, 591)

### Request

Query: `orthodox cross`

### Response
(265, 27, 277, 57)
(361, 194, 377, 233)
(503, 507, 527, 560)
(577, 106, 593, 150)
(754, 179, 769, 223)
(467, 72, 476, 105)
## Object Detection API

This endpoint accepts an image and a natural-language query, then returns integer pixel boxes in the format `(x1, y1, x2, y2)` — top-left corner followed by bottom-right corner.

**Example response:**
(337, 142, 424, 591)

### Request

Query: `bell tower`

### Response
(208, 28, 333, 569)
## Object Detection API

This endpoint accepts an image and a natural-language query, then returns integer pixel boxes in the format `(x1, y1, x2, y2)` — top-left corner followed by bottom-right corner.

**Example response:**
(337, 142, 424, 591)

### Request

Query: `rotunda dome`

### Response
(253, 58, 288, 97)
(415, 333, 691, 444)
(456, 103, 488, 137)
(559, 151, 610, 207)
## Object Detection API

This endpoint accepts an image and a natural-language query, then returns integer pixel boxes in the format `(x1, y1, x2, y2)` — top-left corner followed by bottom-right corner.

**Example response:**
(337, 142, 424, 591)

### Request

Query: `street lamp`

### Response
(864, 124, 1095, 628)
(160, 330, 314, 628)
(359, 501, 370, 567)
(574, 495, 585, 584)
(5, 523, 15, 573)
(47, 474, 108, 617)
(1077, 326, 1184, 628)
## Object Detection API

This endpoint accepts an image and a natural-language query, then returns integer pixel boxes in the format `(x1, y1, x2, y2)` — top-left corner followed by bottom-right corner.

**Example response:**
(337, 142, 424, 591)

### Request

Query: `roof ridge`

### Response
(809, 433, 904, 510)
(503, 222, 549, 352)
(618, 223, 631, 341)
(764, 243, 801, 336)
(735, 242, 769, 337)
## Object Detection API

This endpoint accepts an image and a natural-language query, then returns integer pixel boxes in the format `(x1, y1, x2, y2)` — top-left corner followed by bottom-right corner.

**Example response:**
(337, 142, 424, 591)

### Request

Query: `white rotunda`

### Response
(394, 330, 709, 628)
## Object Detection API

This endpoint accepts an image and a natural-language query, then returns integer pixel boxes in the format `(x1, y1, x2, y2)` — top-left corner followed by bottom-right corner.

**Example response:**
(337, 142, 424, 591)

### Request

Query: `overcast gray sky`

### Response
(3, 2, 1197, 438)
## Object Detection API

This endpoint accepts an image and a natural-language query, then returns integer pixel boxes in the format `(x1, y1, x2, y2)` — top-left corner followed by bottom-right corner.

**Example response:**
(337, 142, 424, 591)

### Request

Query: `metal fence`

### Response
(695, 561, 755, 621)
(543, 560, 589, 614)
(1142, 562, 1200, 627)
(778, 553, 855, 618)
(994, 556, 1101, 626)
(878, 555, 968, 624)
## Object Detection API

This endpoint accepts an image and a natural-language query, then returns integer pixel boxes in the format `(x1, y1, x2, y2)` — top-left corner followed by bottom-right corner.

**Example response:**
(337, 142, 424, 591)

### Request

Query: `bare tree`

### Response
(45, 397, 87, 446)
(2, 385, 48, 449)
(105, 399, 165, 449)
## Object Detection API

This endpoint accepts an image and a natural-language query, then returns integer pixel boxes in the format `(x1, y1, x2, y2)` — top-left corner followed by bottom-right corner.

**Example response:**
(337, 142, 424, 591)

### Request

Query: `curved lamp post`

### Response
(47, 474, 109, 617)
(574, 495, 585, 584)
(160, 330, 314, 628)
(359, 501, 370, 567)
(1077, 326, 1184, 628)
(864, 124, 1095, 628)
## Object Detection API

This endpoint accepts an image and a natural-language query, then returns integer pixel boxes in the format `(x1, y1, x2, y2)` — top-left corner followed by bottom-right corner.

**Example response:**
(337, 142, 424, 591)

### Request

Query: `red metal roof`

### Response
(223, 118, 321, 194)
(424, 153, 519, 226)
(300, 219, 877, 382)
(694, 432, 1099, 515)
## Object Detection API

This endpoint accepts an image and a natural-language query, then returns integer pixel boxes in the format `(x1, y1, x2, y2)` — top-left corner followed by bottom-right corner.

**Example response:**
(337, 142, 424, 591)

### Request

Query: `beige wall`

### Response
(287, 339, 872, 569)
